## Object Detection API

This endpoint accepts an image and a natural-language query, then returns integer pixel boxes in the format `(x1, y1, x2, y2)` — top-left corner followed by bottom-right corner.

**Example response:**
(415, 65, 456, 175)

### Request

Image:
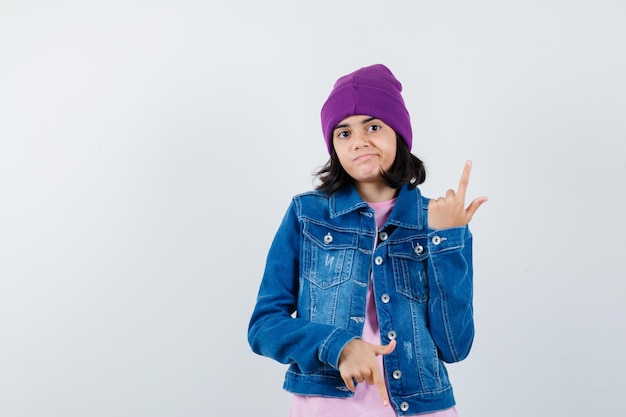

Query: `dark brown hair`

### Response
(315, 134, 426, 194)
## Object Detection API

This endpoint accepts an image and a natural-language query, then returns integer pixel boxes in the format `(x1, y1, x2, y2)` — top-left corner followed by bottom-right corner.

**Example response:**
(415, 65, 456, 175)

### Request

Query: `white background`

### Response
(1, 1, 625, 416)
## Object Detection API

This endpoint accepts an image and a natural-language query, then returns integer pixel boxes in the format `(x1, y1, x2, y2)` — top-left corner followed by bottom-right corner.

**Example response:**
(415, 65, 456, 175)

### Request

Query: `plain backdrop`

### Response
(1, 1, 625, 416)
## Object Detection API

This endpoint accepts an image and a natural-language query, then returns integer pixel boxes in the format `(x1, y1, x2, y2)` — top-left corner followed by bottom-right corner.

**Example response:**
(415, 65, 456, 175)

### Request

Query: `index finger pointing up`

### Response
(457, 160, 473, 200)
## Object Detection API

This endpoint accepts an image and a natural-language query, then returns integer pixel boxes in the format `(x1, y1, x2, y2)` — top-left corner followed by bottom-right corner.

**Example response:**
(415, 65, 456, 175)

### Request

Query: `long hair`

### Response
(315, 134, 426, 194)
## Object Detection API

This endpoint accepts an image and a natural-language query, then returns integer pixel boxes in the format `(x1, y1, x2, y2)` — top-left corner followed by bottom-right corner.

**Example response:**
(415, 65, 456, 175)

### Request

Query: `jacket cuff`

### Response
(427, 226, 469, 254)
(318, 327, 359, 368)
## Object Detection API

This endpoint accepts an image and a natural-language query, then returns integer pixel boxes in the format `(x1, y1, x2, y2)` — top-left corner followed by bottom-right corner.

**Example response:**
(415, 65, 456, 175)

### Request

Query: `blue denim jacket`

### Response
(248, 183, 474, 416)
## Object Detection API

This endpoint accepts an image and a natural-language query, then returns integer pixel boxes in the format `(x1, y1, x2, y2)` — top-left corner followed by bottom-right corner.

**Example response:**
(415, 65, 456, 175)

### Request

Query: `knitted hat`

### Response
(320, 64, 412, 154)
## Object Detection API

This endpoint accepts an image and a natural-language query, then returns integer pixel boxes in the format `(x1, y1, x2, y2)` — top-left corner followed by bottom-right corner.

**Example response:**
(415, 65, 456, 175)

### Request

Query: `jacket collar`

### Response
(329, 184, 370, 218)
(387, 183, 426, 230)
(329, 184, 426, 230)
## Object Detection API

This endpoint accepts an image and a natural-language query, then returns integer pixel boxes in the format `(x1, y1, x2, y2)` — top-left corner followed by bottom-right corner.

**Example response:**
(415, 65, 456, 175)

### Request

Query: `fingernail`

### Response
(383, 400, 388, 406)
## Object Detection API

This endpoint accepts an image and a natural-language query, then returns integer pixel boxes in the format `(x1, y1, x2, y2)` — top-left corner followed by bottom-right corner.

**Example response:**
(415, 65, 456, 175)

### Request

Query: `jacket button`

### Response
(374, 256, 384, 265)
(381, 294, 390, 303)
(324, 233, 333, 244)
(400, 402, 409, 411)
(387, 330, 396, 340)
(432, 235, 442, 245)
(414, 244, 424, 255)
(392, 370, 402, 380)
(379, 231, 388, 241)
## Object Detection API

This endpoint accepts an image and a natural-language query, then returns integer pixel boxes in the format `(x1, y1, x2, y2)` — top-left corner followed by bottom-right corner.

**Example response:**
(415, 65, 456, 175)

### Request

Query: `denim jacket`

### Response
(248, 183, 474, 416)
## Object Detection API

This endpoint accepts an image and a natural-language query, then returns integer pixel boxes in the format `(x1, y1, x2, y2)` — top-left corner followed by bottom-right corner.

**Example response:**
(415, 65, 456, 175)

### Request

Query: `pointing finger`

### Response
(374, 339, 396, 406)
(373, 368, 390, 407)
(457, 160, 473, 200)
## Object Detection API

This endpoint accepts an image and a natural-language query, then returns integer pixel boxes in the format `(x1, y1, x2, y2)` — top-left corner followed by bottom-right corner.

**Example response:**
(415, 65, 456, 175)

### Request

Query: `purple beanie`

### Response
(320, 64, 412, 154)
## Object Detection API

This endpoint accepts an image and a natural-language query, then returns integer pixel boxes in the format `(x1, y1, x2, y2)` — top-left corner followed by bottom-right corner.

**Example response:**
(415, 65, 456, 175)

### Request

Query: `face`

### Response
(332, 115, 397, 186)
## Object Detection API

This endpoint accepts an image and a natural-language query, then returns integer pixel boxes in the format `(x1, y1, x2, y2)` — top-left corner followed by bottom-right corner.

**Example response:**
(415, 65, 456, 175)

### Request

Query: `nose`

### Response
(352, 131, 369, 149)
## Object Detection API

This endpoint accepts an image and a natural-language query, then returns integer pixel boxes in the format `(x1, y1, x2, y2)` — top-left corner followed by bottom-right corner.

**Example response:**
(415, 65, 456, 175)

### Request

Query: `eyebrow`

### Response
(333, 116, 378, 131)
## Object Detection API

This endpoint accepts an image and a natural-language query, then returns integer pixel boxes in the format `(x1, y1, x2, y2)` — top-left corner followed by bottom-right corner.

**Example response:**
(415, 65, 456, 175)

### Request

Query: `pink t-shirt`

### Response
(290, 199, 457, 417)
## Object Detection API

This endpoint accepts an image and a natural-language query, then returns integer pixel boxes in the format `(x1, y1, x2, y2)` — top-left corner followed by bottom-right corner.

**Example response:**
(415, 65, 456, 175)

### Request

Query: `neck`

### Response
(355, 181, 398, 203)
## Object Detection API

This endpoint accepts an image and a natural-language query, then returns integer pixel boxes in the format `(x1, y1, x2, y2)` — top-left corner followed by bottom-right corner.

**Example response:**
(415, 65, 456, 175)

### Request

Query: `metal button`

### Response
(392, 370, 402, 380)
(374, 256, 383, 265)
(379, 231, 388, 241)
(432, 235, 442, 245)
(387, 330, 396, 340)
(381, 294, 390, 303)
(323, 233, 333, 244)
(414, 244, 424, 255)
(400, 402, 409, 411)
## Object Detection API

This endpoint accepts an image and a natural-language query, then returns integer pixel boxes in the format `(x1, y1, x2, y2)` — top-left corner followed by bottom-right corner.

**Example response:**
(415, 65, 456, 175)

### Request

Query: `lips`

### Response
(354, 153, 378, 161)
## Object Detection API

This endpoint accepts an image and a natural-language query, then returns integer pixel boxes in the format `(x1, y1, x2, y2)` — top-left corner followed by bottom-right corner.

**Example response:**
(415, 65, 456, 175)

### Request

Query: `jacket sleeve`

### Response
(247, 199, 357, 372)
(426, 225, 475, 363)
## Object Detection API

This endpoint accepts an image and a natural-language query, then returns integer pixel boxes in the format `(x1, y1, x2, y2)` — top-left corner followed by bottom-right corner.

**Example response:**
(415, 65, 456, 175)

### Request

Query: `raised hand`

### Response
(428, 160, 488, 230)
(338, 338, 397, 406)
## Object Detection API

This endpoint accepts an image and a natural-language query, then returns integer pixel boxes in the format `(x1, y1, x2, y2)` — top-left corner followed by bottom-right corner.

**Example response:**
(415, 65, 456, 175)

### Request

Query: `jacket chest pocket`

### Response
(302, 222, 357, 289)
(388, 238, 429, 303)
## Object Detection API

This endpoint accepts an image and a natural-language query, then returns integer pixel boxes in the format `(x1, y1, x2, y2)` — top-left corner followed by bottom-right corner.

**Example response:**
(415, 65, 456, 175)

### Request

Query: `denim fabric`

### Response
(248, 184, 474, 416)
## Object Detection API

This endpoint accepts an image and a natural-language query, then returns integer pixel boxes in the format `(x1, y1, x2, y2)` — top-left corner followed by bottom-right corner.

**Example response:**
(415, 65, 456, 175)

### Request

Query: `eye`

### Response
(367, 124, 381, 132)
(336, 130, 350, 139)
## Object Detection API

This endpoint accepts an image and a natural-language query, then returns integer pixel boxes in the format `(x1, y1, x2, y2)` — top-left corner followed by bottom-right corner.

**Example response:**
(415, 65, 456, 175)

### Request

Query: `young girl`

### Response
(248, 64, 487, 416)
